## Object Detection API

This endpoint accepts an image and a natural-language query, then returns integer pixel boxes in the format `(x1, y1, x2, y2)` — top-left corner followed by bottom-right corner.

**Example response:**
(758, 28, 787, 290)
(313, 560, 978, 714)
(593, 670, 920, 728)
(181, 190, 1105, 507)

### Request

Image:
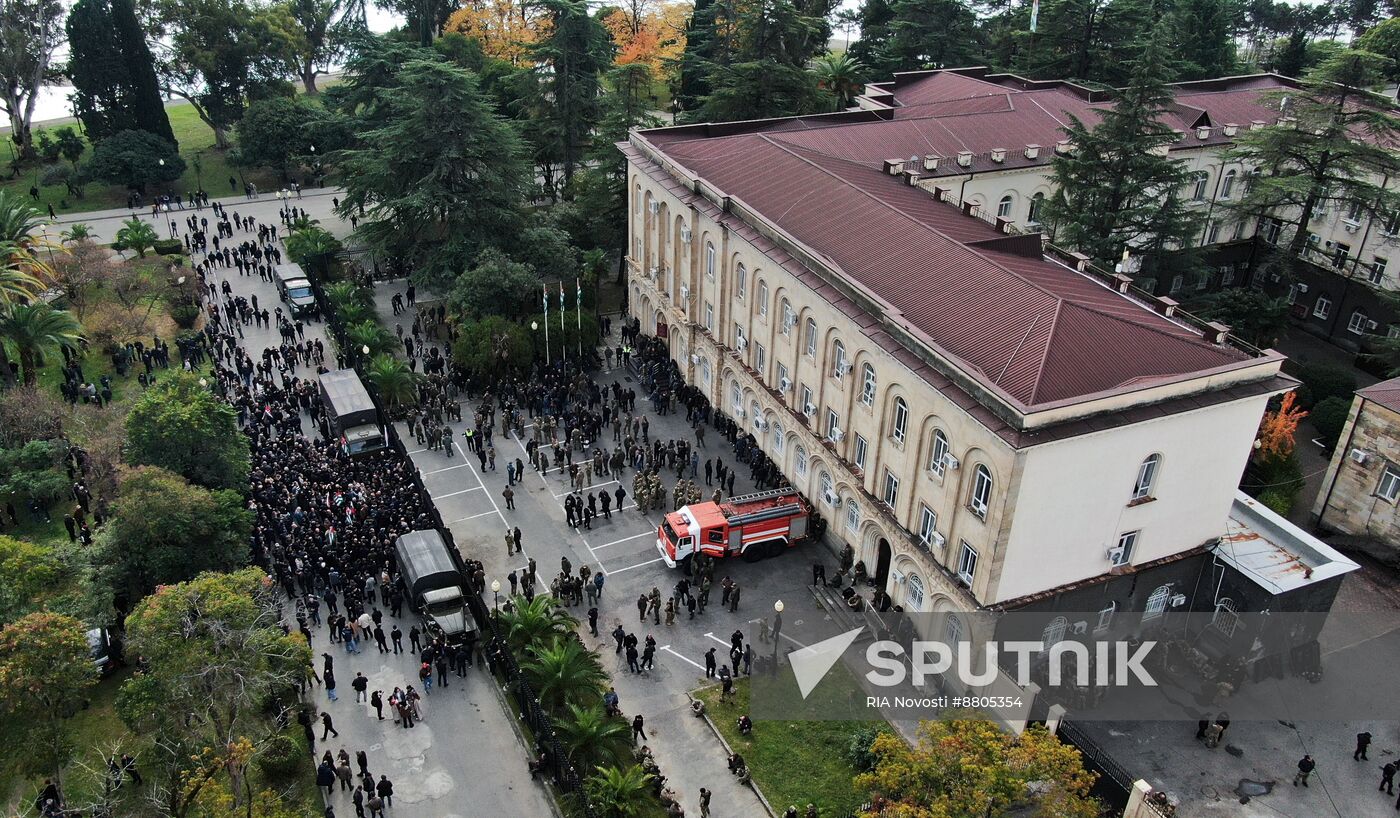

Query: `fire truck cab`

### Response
(656, 488, 811, 569)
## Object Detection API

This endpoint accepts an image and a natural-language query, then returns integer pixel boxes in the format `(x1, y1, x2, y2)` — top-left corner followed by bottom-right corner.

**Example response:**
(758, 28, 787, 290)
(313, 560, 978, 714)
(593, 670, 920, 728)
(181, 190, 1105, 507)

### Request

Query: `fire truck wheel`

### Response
(742, 545, 766, 563)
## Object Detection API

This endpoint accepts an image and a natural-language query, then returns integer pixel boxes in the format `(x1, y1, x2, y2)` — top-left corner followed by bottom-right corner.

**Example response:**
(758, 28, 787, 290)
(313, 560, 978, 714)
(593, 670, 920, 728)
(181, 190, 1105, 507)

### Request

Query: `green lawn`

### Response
(5, 103, 288, 217)
(696, 678, 873, 817)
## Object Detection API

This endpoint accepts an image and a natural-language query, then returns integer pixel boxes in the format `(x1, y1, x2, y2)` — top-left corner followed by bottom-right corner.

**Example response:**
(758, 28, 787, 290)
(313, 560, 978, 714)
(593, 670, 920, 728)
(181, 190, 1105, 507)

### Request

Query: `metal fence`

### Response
(1057, 719, 1136, 796)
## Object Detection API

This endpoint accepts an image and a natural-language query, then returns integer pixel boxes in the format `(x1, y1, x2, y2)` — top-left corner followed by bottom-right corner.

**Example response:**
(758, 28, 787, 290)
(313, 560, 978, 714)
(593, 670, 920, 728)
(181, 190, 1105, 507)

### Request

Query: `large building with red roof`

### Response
(622, 67, 1368, 620)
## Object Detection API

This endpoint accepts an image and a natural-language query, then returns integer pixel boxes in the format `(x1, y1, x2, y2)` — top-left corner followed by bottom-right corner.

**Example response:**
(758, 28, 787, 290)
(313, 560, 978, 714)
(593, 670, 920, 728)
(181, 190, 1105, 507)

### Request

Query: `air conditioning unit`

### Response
(1346, 223, 1361, 233)
(829, 427, 845, 442)
(680, 285, 690, 300)
(1106, 545, 1126, 564)
(754, 418, 767, 430)
(648, 265, 659, 278)
(691, 354, 701, 365)
(737, 337, 748, 351)
(931, 532, 946, 548)
(1296, 283, 1309, 293)
(943, 453, 961, 470)
(779, 376, 792, 392)
(837, 361, 853, 377)
(803, 403, 816, 417)
(647, 201, 660, 215)
(1350, 448, 1370, 465)
(891, 570, 906, 584)
(680, 226, 692, 243)
(734, 407, 745, 419)
(822, 490, 837, 506)
(1170, 593, 1188, 608)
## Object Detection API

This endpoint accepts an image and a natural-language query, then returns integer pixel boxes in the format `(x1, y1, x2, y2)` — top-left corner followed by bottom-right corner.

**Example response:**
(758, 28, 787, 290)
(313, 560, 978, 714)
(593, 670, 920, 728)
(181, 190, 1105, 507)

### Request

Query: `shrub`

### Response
(152, 239, 184, 256)
(169, 303, 201, 329)
(847, 725, 888, 772)
(1310, 396, 1352, 451)
(1294, 363, 1357, 410)
(1257, 487, 1296, 516)
(255, 735, 302, 779)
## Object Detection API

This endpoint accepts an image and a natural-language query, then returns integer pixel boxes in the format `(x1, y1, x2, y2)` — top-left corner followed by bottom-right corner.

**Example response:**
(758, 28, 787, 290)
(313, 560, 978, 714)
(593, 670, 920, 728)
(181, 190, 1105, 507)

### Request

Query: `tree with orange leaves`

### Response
(600, 1, 688, 78)
(1245, 390, 1308, 514)
(1256, 390, 1307, 460)
(444, 0, 551, 65)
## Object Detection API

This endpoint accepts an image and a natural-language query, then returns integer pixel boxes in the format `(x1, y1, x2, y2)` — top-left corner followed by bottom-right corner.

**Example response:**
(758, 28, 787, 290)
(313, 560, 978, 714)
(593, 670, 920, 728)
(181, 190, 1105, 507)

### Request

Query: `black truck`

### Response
(394, 529, 477, 646)
(318, 369, 386, 457)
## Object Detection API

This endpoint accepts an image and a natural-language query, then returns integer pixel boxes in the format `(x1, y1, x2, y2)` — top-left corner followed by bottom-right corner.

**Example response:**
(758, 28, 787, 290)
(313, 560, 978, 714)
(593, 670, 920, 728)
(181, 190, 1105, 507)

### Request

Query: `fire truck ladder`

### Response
(723, 488, 797, 508)
(728, 505, 805, 527)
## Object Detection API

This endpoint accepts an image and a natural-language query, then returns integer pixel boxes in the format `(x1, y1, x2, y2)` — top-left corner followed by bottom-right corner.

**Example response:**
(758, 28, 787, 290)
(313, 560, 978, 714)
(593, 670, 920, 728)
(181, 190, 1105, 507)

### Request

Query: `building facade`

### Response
(1313, 376, 1400, 560)
(622, 110, 1298, 623)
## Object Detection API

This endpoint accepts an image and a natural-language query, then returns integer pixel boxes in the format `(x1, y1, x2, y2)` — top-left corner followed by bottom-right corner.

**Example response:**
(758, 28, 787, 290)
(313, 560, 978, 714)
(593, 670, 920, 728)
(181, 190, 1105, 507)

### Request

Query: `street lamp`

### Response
(490, 579, 501, 614)
(530, 320, 539, 360)
(774, 600, 784, 613)
(772, 600, 784, 656)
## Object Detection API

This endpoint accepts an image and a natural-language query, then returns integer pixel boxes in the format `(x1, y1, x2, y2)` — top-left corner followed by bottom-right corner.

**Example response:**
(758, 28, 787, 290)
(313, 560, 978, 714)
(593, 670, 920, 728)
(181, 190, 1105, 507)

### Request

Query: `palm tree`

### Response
(585, 765, 653, 818)
(813, 53, 866, 110)
(60, 224, 93, 243)
(323, 281, 367, 311)
(344, 320, 396, 358)
(365, 354, 420, 412)
(285, 226, 343, 278)
(520, 636, 606, 710)
(499, 595, 577, 651)
(556, 703, 632, 772)
(0, 302, 83, 385)
(0, 190, 53, 249)
(115, 218, 158, 258)
(0, 246, 43, 306)
(335, 301, 374, 327)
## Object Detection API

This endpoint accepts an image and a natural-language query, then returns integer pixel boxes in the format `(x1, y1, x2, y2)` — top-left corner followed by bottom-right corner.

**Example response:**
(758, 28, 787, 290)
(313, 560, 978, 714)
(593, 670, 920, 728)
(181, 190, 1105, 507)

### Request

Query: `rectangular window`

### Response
(1371, 258, 1388, 286)
(826, 409, 840, 439)
(854, 434, 868, 471)
(704, 302, 714, 331)
(1314, 296, 1332, 320)
(882, 469, 899, 508)
(929, 433, 948, 477)
(800, 385, 814, 417)
(804, 320, 817, 356)
(1205, 221, 1221, 245)
(758, 282, 768, 317)
(754, 343, 766, 377)
(1221, 266, 1235, 286)
(777, 362, 789, 392)
(1113, 531, 1138, 566)
(892, 399, 909, 444)
(705, 243, 716, 278)
(1380, 467, 1400, 502)
(734, 322, 744, 347)
(1334, 242, 1352, 269)
(1348, 311, 1369, 335)
(917, 504, 937, 546)
(957, 541, 978, 584)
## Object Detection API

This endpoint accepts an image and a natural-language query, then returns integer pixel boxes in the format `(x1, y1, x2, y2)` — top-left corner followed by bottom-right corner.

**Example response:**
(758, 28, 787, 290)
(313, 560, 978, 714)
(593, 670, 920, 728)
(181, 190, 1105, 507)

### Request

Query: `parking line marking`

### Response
(554, 480, 619, 498)
(422, 463, 472, 475)
(593, 531, 652, 550)
(450, 510, 498, 522)
(660, 645, 704, 670)
(607, 557, 664, 574)
(704, 632, 731, 648)
(431, 486, 485, 500)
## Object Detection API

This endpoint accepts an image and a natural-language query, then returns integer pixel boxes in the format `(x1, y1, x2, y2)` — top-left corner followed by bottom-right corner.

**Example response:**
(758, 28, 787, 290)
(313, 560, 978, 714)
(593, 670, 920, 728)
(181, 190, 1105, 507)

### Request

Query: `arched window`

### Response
(699, 357, 712, 385)
(1220, 170, 1237, 200)
(735, 263, 747, 298)
(795, 445, 808, 477)
(1028, 192, 1045, 224)
(997, 194, 1014, 219)
(1144, 585, 1170, 620)
(750, 401, 761, 430)
(906, 574, 925, 611)
(757, 281, 769, 317)
(970, 465, 992, 518)
(1133, 454, 1161, 500)
(705, 242, 716, 278)
(929, 430, 949, 476)
(804, 318, 817, 355)
(820, 471, 835, 504)
(832, 341, 848, 378)
(1042, 616, 1067, 645)
(772, 422, 785, 454)
(944, 614, 963, 644)
(892, 398, 909, 444)
(845, 499, 860, 532)
(781, 300, 795, 334)
(860, 364, 877, 407)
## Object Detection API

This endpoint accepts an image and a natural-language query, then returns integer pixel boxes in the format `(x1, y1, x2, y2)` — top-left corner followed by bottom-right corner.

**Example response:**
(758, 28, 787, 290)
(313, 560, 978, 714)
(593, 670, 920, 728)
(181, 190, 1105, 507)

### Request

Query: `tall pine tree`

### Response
(692, 0, 833, 122)
(68, 0, 176, 145)
(1041, 21, 1204, 286)
(531, 0, 613, 189)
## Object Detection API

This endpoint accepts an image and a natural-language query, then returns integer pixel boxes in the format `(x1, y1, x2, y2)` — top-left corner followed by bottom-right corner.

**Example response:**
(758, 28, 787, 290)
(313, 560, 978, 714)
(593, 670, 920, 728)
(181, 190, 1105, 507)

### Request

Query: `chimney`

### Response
(1251, 120, 1266, 130)
(902, 168, 921, 185)
(1024, 144, 1041, 160)
(1172, 129, 1186, 142)
(883, 159, 905, 175)
(1196, 126, 1212, 140)
(1054, 140, 1073, 155)
(932, 186, 950, 202)
(1222, 123, 1239, 137)
(1205, 321, 1231, 344)
(1111, 273, 1133, 293)
(990, 148, 1007, 163)
(956, 151, 973, 167)
(1069, 251, 1091, 272)
(961, 200, 977, 217)
(1155, 296, 1180, 317)
(923, 155, 940, 171)
(995, 216, 1014, 234)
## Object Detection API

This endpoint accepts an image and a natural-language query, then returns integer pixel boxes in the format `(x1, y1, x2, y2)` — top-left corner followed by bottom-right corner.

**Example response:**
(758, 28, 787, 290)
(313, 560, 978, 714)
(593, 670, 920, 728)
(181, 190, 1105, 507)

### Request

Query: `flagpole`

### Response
(575, 276, 583, 359)
(542, 283, 551, 366)
(559, 282, 566, 362)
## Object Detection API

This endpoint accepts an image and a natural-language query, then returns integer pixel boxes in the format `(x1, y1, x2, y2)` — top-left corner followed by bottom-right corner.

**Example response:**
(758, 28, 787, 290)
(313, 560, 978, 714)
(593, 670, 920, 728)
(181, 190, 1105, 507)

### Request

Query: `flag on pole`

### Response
(1029, 0, 1039, 32)
(542, 283, 549, 317)
(576, 278, 582, 312)
(559, 282, 566, 330)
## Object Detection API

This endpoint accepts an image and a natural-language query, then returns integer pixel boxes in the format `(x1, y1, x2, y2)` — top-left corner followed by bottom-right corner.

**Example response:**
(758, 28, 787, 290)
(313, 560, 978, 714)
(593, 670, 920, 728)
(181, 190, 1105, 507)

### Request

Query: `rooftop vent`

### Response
(1196, 126, 1212, 140)
(882, 159, 905, 175)
(1024, 144, 1041, 159)
(902, 168, 921, 185)
(923, 155, 940, 171)
(990, 148, 1007, 163)
(1223, 123, 1239, 137)
(1251, 120, 1266, 130)
(1155, 296, 1180, 317)
(1054, 140, 1073, 155)
(1111, 273, 1133, 293)
(1205, 321, 1231, 344)
(932, 186, 950, 202)
(956, 151, 973, 167)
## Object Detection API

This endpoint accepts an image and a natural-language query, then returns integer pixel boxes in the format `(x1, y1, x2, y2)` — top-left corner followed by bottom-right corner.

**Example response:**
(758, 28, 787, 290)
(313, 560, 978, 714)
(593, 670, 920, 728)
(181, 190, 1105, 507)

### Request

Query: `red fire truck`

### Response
(656, 488, 812, 569)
